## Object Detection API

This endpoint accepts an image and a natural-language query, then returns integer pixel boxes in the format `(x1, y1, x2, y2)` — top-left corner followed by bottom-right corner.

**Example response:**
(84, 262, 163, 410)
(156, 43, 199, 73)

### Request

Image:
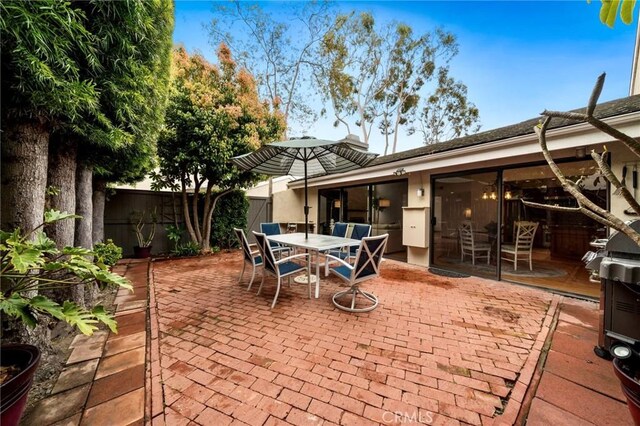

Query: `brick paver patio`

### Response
(149, 252, 558, 425)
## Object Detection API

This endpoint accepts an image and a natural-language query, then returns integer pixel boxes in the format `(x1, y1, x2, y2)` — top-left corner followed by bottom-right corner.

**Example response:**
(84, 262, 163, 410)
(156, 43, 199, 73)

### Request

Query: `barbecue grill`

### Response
(585, 220, 640, 359)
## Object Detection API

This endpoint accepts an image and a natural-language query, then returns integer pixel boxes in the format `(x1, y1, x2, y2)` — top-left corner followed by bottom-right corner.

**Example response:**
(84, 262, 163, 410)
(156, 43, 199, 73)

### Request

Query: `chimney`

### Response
(339, 134, 369, 151)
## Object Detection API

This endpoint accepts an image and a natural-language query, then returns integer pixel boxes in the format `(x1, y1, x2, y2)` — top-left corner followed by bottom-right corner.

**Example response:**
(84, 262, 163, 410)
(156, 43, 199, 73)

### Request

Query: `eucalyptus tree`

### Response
(420, 67, 480, 144)
(318, 12, 479, 154)
(208, 0, 335, 136)
(0, 0, 98, 234)
(157, 45, 285, 252)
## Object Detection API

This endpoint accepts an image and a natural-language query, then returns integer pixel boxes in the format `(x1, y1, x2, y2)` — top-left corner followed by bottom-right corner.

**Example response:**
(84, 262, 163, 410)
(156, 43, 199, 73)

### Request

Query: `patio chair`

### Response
(331, 222, 349, 238)
(233, 228, 262, 290)
(324, 223, 372, 276)
(501, 221, 539, 271)
(253, 232, 311, 309)
(260, 222, 291, 258)
(326, 234, 388, 313)
(459, 221, 491, 265)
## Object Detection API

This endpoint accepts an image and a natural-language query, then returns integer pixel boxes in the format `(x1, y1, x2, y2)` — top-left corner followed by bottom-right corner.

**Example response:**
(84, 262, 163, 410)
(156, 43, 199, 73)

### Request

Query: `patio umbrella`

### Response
(232, 136, 378, 238)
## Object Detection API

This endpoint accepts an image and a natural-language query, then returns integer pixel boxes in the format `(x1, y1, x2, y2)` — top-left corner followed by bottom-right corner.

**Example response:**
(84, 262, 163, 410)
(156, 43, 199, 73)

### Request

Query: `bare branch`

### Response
(586, 72, 606, 116)
(591, 150, 640, 214)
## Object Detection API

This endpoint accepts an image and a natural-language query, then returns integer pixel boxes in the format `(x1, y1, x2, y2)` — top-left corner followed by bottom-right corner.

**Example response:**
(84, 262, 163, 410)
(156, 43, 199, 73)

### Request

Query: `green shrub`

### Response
(210, 190, 248, 250)
(172, 241, 200, 257)
(94, 239, 123, 266)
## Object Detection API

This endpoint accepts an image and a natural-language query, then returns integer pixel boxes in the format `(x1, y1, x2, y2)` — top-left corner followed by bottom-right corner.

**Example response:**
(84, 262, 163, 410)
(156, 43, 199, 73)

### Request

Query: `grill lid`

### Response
(605, 220, 640, 255)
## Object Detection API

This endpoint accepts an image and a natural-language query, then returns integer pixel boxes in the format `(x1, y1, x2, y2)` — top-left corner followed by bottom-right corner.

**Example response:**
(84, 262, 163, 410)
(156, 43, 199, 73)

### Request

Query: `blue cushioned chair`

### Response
(324, 223, 371, 275)
(233, 228, 262, 290)
(326, 234, 388, 313)
(331, 222, 349, 238)
(253, 232, 311, 309)
(260, 222, 291, 258)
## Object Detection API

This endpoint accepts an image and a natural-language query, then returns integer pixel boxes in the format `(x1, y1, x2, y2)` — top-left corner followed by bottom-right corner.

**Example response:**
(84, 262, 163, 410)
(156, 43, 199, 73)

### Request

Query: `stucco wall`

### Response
(272, 186, 319, 232)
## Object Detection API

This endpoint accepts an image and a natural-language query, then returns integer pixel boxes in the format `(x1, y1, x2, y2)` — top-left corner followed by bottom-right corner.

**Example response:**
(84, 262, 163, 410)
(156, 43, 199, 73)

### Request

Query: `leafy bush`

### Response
(210, 190, 248, 250)
(172, 241, 200, 257)
(0, 210, 132, 335)
(94, 239, 123, 266)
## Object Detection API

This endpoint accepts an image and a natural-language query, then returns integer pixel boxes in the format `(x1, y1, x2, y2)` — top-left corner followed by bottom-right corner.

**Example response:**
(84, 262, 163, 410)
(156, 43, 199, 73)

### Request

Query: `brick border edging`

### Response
(146, 260, 164, 425)
(484, 293, 563, 425)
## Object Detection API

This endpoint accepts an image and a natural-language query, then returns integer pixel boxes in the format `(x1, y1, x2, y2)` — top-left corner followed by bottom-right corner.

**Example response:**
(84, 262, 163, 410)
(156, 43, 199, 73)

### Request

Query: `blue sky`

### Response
(173, 1, 638, 155)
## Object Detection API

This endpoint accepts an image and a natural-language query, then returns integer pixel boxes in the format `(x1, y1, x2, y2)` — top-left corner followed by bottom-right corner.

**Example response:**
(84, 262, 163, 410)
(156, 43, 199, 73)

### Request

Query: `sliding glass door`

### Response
(431, 172, 499, 279)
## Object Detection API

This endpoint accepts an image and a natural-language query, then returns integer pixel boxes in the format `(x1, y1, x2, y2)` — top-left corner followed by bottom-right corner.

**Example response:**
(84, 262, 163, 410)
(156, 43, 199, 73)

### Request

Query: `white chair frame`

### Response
(326, 234, 388, 313)
(233, 228, 262, 290)
(459, 221, 491, 265)
(253, 231, 311, 309)
(501, 221, 539, 271)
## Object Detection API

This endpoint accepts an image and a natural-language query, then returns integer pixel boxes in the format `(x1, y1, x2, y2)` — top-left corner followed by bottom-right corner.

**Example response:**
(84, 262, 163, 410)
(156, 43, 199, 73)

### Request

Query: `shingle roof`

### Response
(368, 94, 640, 167)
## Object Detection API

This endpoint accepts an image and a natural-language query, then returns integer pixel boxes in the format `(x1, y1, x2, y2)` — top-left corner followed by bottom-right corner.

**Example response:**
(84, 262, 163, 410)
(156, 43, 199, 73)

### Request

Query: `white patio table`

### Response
(266, 232, 360, 298)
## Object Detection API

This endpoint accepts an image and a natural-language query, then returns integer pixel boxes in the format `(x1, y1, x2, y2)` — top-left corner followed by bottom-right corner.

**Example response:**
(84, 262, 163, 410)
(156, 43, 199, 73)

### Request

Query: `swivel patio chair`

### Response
(253, 232, 311, 309)
(260, 222, 291, 258)
(326, 234, 388, 313)
(459, 221, 491, 265)
(324, 223, 371, 275)
(233, 228, 263, 290)
(501, 221, 539, 271)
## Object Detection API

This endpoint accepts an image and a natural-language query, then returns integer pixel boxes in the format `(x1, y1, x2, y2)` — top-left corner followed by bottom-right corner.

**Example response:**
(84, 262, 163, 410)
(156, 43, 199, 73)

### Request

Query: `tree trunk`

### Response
(75, 161, 94, 308)
(92, 179, 107, 244)
(46, 136, 77, 248)
(75, 161, 93, 249)
(1, 122, 49, 233)
(0, 122, 52, 349)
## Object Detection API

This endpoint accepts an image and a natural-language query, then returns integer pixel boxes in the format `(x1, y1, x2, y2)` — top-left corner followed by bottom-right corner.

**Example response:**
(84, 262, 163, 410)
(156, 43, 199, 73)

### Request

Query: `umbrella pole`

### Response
(304, 153, 309, 239)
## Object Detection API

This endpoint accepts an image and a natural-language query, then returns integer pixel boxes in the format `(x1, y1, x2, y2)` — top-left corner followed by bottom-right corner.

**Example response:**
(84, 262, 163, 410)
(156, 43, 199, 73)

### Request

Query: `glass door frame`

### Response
(429, 155, 610, 282)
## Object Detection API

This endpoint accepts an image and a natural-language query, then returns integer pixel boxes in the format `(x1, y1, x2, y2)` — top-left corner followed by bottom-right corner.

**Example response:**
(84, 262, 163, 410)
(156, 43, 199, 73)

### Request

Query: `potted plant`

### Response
(131, 209, 157, 258)
(0, 210, 132, 425)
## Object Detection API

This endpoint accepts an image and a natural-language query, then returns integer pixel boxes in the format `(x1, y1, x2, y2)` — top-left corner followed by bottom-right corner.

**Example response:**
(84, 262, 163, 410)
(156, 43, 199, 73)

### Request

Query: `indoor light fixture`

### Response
(378, 198, 391, 209)
(333, 199, 341, 209)
(416, 188, 425, 197)
(464, 208, 472, 219)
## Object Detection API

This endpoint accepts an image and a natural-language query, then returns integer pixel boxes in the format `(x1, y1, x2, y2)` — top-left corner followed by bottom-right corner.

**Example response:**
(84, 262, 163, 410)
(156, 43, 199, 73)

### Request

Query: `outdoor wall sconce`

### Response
(576, 146, 587, 159)
(464, 208, 472, 219)
(394, 167, 406, 176)
(504, 190, 512, 200)
(416, 188, 425, 197)
(333, 199, 341, 208)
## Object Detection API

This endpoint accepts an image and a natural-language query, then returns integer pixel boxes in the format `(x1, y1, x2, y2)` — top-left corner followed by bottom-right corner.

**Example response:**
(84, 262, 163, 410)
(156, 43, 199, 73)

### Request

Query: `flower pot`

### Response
(613, 358, 640, 425)
(1, 344, 41, 426)
(133, 245, 152, 258)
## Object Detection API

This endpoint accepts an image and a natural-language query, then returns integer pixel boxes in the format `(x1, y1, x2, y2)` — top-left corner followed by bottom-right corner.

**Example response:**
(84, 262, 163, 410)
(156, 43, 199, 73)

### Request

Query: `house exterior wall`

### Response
(272, 187, 319, 231)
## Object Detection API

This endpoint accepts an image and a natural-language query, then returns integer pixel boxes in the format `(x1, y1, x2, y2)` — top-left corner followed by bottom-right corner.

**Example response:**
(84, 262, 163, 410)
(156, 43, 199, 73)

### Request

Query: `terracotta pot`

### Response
(613, 358, 640, 425)
(0, 344, 41, 426)
(133, 245, 152, 258)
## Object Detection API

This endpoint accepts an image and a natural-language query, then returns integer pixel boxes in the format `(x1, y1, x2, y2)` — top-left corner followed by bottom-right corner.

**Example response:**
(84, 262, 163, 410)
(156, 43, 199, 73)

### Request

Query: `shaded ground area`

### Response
(151, 251, 554, 425)
(525, 298, 634, 425)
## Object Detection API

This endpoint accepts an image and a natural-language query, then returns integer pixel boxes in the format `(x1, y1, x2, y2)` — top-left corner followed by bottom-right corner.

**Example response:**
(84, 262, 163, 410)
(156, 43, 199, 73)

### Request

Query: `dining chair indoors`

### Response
(326, 234, 388, 313)
(459, 221, 491, 265)
(260, 222, 291, 258)
(501, 221, 539, 271)
(233, 228, 262, 290)
(253, 232, 311, 309)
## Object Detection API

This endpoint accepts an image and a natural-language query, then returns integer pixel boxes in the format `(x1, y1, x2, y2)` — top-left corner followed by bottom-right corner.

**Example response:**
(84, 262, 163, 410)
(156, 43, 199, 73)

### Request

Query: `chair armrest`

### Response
(276, 253, 309, 264)
(325, 254, 353, 270)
